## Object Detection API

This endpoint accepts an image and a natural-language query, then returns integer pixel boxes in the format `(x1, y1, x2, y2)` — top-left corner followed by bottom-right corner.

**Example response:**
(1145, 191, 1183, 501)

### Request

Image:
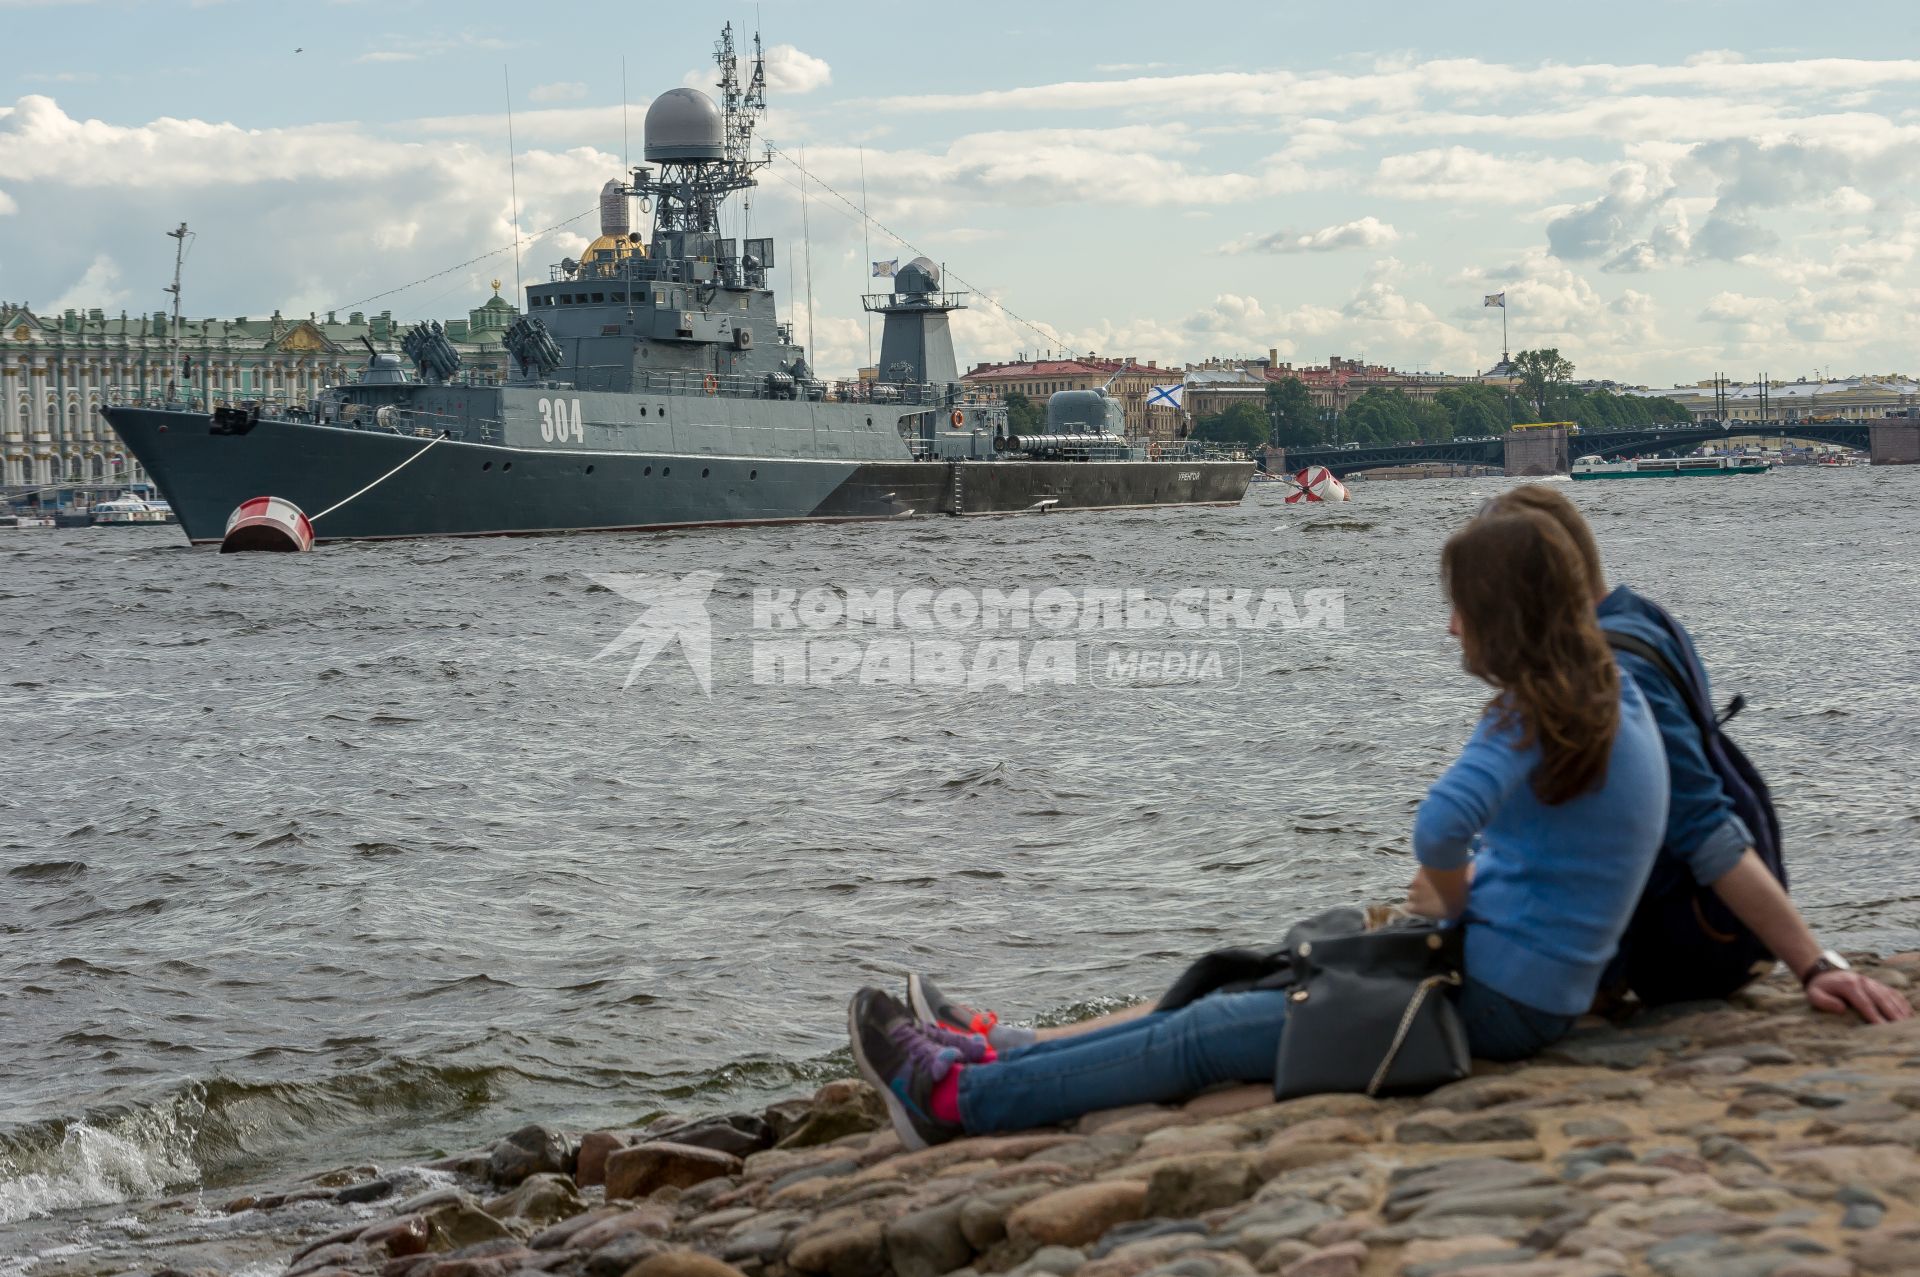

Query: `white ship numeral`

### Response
(537, 397, 584, 442)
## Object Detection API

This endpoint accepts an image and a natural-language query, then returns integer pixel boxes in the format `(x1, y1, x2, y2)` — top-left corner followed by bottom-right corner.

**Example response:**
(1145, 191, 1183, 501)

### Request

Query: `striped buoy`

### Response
(220, 495, 315, 552)
(1284, 465, 1351, 504)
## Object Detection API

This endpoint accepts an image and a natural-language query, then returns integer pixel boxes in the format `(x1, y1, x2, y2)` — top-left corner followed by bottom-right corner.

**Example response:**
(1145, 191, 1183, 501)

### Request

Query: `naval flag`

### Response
(1147, 383, 1184, 410)
(1483, 292, 1506, 308)
(872, 260, 898, 277)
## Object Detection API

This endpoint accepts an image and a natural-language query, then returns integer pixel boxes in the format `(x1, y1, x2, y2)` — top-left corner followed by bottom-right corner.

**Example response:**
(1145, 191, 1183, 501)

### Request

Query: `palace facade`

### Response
(0, 290, 517, 491)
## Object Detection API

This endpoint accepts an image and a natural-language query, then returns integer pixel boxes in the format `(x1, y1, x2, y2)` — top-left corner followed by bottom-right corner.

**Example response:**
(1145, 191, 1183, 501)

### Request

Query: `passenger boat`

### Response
(1571, 454, 1769, 481)
(90, 494, 178, 524)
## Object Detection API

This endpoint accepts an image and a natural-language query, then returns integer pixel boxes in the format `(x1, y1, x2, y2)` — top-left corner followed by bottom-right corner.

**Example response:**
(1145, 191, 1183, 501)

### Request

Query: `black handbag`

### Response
(1272, 908, 1470, 1100)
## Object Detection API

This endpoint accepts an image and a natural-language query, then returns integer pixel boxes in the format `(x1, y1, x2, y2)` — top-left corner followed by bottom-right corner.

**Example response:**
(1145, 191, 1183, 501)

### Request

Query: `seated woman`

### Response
(847, 505, 1671, 1149)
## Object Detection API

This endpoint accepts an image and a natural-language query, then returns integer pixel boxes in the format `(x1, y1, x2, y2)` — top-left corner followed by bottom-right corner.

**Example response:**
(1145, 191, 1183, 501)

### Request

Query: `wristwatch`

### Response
(1798, 950, 1852, 986)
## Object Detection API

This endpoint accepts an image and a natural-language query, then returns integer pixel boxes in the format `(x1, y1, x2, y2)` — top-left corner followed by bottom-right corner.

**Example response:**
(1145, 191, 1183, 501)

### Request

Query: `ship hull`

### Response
(105, 408, 1253, 544)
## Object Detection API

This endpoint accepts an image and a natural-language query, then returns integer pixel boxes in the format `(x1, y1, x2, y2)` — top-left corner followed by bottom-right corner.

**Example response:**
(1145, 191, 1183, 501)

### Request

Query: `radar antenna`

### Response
(717, 23, 767, 167)
(626, 24, 769, 237)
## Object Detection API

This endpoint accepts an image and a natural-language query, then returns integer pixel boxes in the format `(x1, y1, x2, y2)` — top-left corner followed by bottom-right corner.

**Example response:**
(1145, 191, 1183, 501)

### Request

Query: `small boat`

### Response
(1572, 454, 1769, 481)
(90, 493, 179, 525)
(0, 512, 56, 529)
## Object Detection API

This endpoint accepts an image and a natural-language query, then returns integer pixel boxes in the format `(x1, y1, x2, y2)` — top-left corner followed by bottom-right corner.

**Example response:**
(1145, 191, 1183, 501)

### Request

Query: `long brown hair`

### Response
(1481, 484, 1605, 597)
(1442, 507, 1619, 804)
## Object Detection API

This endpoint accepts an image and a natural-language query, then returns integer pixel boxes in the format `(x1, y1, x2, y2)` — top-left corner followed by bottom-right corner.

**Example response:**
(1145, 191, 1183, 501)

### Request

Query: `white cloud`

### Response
(48, 252, 129, 312)
(0, 187, 15, 215)
(356, 50, 420, 64)
(868, 55, 1920, 118)
(0, 95, 611, 321)
(1548, 161, 1675, 260)
(529, 81, 587, 103)
(764, 44, 832, 95)
(1224, 216, 1401, 255)
(1372, 147, 1608, 202)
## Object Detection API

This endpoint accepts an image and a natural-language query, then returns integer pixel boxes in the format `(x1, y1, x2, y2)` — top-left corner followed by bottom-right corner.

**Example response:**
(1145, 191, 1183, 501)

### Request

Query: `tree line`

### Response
(1182, 350, 1694, 450)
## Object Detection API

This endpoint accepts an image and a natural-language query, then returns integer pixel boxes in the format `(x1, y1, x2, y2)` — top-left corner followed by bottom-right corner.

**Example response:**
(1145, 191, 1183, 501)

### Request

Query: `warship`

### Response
(102, 29, 1252, 545)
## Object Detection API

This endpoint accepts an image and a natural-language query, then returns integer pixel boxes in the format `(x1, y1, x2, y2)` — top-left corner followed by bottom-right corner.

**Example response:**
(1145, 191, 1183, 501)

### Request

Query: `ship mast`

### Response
(163, 222, 189, 402)
(630, 24, 767, 235)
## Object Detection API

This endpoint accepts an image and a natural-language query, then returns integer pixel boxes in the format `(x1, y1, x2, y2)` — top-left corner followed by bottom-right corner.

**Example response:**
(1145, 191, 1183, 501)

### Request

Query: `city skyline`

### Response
(4, 0, 1920, 387)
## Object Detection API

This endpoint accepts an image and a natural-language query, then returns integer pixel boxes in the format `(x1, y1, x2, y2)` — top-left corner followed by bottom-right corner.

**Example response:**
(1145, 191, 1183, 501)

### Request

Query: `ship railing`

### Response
(101, 385, 305, 412)
(830, 381, 1005, 410)
(96, 386, 503, 443)
(552, 259, 735, 287)
(316, 403, 504, 443)
(623, 368, 811, 400)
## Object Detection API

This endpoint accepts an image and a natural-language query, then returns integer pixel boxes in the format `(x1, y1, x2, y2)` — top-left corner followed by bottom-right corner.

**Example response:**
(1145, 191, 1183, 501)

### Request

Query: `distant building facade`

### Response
(1626, 376, 1920, 423)
(0, 289, 517, 490)
(960, 357, 1185, 442)
(1185, 350, 1475, 421)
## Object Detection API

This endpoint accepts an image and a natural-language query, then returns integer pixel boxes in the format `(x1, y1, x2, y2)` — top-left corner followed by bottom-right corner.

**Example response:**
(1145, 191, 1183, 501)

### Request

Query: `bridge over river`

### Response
(1272, 419, 1914, 477)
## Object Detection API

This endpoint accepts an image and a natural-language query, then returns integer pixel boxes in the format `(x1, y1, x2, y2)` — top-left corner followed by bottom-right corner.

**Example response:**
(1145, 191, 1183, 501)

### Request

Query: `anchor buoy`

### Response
(220, 495, 314, 553)
(703, 374, 719, 395)
(951, 409, 965, 428)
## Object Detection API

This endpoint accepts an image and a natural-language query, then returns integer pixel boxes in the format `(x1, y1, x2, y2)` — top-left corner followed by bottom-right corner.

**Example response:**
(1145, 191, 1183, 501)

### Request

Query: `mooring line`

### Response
(312, 431, 451, 523)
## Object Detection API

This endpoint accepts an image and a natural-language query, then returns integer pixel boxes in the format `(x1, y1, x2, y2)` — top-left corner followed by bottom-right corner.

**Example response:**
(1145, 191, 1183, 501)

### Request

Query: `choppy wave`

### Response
(0, 1060, 502, 1224)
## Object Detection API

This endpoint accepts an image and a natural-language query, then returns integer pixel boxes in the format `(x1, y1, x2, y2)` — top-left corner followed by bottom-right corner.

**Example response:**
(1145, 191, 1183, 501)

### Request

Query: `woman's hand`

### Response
(1406, 869, 1447, 918)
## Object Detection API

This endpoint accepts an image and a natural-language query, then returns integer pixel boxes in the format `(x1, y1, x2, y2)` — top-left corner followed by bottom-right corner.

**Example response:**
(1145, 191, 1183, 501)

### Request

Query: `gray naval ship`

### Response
(103, 32, 1252, 545)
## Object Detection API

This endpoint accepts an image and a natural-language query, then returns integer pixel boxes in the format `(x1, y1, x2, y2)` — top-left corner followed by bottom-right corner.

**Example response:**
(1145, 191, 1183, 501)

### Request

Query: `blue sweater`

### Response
(1414, 677, 1670, 1015)
(1597, 585, 1753, 886)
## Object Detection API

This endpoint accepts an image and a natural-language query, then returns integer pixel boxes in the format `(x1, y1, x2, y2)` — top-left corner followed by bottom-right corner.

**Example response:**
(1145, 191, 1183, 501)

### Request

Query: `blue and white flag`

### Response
(1147, 383, 1184, 410)
(872, 260, 898, 277)
(1483, 291, 1506, 308)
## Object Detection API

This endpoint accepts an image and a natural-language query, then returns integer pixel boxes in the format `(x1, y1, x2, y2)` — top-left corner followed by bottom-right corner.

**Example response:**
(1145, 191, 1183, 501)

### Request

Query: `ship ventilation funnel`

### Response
(599, 179, 630, 237)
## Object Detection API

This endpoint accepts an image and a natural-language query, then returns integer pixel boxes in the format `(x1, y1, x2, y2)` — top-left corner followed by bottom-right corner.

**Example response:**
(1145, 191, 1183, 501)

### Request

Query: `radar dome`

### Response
(645, 88, 725, 162)
(895, 257, 941, 295)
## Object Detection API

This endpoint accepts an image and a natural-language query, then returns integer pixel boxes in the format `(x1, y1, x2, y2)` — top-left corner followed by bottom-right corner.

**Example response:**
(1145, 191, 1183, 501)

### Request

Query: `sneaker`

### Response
(907, 974, 1039, 1051)
(907, 972, 999, 1036)
(847, 986, 964, 1151)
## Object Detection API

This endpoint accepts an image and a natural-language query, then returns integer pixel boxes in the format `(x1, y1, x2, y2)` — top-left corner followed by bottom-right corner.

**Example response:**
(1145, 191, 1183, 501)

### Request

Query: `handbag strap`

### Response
(1366, 972, 1462, 1097)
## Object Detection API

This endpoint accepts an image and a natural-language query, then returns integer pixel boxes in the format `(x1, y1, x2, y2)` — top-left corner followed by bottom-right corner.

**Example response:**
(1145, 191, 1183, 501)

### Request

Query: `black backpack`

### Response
(1605, 612, 1785, 1004)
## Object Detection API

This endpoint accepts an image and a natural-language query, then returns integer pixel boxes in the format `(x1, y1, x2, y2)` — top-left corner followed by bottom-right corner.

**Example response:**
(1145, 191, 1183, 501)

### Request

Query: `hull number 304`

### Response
(537, 397, 585, 442)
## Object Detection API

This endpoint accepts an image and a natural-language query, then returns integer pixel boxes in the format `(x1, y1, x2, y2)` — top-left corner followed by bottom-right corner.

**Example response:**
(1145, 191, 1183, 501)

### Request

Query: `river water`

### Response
(3, 469, 1917, 1270)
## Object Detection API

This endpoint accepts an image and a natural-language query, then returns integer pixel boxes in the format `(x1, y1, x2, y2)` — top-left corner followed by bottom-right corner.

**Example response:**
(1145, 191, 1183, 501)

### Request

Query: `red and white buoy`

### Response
(1284, 465, 1351, 504)
(220, 495, 315, 553)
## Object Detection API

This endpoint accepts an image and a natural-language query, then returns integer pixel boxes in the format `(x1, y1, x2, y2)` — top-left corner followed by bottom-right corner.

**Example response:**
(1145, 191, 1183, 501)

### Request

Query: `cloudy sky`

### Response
(4, 0, 1919, 387)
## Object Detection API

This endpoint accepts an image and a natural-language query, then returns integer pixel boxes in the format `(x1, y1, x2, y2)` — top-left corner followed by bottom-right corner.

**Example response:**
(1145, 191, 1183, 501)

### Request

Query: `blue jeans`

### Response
(956, 976, 1575, 1134)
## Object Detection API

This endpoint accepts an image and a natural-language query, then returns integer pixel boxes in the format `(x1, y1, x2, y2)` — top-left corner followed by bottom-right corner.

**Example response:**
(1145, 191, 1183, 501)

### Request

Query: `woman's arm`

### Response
(1407, 865, 1472, 920)
(1413, 714, 1531, 874)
